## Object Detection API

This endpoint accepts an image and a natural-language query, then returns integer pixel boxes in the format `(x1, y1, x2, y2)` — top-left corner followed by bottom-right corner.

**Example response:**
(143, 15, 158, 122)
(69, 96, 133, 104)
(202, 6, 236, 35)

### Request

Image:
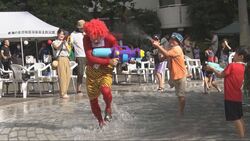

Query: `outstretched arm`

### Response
(205, 66, 225, 78)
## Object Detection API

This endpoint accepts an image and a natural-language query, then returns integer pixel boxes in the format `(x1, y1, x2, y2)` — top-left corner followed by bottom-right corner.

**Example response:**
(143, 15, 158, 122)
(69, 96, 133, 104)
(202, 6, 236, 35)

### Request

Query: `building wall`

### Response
(157, 5, 191, 29)
(133, 0, 191, 30)
(133, 0, 159, 11)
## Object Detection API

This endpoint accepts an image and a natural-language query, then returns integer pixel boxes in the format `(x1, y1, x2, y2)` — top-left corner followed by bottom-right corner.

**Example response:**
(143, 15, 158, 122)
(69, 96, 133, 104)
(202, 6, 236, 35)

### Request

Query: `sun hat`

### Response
(171, 32, 183, 44)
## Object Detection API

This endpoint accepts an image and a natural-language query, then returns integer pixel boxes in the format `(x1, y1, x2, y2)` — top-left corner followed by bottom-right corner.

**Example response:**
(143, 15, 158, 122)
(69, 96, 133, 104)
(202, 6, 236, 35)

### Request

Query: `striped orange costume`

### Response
(83, 19, 118, 127)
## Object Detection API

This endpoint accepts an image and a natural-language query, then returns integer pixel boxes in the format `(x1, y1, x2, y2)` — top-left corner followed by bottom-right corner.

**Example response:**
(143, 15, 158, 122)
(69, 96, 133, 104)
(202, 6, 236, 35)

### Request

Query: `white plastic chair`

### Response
(228, 52, 235, 64)
(120, 63, 142, 84)
(136, 61, 149, 82)
(163, 61, 170, 81)
(0, 67, 13, 97)
(11, 64, 42, 98)
(31, 63, 57, 95)
(112, 66, 118, 84)
(146, 59, 155, 83)
(185, 56, 203, 80)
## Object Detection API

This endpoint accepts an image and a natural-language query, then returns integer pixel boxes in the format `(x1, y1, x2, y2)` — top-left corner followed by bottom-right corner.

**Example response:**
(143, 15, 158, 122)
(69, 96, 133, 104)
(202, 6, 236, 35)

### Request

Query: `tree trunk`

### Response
(238, 0, 250, 47)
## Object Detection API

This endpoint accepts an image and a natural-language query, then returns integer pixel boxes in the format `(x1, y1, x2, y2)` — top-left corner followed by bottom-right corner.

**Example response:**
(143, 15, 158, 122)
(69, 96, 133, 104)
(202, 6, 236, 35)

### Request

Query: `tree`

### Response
(238, 0, 250, 47)
(82, 0, 161, 49)
(187, 0, 236, 40)
(83, 0, 134, 30)
(0, 0, 91, 31)
(0, 0, 161, 50)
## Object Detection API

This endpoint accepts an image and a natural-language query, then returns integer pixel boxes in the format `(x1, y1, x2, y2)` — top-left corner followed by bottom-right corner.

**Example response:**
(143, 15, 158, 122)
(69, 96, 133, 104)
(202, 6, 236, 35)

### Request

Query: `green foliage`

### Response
(0, 0, 91, 31)
(187, 0, 236, 40)
(0, 0, 161, 50)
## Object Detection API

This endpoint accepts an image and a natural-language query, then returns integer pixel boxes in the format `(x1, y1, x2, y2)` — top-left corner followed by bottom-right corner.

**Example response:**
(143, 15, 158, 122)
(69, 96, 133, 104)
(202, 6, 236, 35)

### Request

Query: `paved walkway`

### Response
(0, 81, 249, 140)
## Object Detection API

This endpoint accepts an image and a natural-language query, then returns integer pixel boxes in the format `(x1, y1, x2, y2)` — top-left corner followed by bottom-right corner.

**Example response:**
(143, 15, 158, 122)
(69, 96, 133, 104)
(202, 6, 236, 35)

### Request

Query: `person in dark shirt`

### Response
(1, 39, 12, 70)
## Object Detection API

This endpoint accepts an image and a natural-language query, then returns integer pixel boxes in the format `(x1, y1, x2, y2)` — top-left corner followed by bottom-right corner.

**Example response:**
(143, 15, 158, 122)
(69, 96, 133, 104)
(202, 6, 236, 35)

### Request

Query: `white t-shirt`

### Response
(70, 31, 85, 57)
(52, 40, 69, 57)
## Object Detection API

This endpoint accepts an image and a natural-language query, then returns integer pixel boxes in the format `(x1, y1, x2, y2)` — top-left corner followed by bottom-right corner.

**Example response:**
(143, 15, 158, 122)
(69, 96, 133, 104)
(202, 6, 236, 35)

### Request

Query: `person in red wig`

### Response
(83, 19, 119, 128)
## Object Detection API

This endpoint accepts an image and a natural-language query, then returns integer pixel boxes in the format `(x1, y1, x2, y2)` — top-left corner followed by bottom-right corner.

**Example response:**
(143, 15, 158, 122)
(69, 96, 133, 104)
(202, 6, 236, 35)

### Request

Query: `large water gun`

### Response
(92, 46, 145, 63)
(205, 61, 224, 72)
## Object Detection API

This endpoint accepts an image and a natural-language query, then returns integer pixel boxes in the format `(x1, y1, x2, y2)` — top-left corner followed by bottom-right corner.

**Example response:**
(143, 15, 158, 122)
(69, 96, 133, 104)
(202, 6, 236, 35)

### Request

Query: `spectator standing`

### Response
(183, 35, 194, 59)
(210, 31, 219, 55)
(71, 19, 86, 95)
(193, 44, 200, 59)
(1, 39, 12, 70)
(218, 39, 231, 67)
(39, 42, 52, 63)
(12, 44, 22, 65)
(51, 29, 71, 99)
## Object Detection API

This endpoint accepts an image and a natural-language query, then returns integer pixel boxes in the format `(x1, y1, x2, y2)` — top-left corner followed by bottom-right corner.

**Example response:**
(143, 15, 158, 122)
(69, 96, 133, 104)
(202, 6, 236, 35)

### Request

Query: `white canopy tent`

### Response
(0, 11, 59, 65)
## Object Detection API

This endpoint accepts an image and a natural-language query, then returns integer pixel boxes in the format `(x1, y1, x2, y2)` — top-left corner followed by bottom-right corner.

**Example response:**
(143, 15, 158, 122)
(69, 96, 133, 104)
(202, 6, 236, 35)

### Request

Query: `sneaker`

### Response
(157, 87, 164, 92)
(104, 112, 112, 122)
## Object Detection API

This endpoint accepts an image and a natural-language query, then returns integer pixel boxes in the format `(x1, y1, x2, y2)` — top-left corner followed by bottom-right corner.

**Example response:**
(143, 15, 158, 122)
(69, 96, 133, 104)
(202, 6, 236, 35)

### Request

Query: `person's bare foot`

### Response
(61, 95, 69, 99)
(77, 91, 83, 96)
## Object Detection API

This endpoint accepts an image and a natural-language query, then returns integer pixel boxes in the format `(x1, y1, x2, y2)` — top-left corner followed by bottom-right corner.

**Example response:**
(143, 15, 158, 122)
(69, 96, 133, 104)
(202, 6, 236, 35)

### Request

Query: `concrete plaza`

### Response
(0, 80, 249, 140)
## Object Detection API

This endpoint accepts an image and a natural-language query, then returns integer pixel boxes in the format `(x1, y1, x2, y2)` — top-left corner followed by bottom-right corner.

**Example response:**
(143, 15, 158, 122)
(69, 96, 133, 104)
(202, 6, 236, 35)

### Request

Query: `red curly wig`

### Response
(84, 19, 109, 40)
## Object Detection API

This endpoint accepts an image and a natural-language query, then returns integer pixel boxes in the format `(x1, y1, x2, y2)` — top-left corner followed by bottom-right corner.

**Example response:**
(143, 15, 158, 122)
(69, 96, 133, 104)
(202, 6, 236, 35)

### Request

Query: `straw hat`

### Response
(77, 20, 85, 28)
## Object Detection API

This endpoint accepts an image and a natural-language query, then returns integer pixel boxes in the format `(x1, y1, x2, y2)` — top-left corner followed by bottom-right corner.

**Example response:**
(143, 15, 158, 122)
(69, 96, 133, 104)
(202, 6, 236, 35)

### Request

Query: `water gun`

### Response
(206, 61, 224, 72)
(92, 46, 145, 63)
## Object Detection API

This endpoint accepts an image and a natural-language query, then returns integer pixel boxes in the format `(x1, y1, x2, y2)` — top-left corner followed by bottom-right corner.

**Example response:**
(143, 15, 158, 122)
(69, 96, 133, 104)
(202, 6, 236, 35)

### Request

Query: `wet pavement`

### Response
(0, 80, 249, 140)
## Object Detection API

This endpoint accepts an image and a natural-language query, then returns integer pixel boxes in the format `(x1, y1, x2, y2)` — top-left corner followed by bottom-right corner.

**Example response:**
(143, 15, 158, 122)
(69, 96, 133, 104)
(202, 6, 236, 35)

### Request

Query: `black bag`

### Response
(22, 72, 31, 81)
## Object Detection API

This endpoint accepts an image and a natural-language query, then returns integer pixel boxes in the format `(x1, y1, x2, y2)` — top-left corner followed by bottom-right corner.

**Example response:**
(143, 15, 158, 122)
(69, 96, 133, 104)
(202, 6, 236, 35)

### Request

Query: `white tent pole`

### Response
(35, 40, 38, 62)
(20, 37, 24, 66)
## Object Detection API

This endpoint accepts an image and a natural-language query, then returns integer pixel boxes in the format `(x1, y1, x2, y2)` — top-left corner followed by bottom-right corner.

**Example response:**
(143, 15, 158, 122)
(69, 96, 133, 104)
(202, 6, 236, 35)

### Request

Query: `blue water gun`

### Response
(92, 46, 145, 63)
(206, 62, 224, 72)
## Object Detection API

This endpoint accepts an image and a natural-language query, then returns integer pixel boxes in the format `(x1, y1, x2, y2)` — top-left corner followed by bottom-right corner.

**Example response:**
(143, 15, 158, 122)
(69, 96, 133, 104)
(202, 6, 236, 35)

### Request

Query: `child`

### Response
(206, 47, 249, 138)
(203, 46, 221, 94)
(152, 32, 187, 116)
(152, 35, 167, 92)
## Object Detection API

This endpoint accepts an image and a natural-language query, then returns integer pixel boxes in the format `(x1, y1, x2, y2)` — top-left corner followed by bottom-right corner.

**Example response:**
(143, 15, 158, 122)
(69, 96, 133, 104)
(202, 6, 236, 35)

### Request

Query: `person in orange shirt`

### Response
(152, 32, 187, 116)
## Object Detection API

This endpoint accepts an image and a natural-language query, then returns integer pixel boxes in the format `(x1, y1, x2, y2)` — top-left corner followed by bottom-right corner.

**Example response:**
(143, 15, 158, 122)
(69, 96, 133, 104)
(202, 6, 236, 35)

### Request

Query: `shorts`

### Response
(86, 66, 113, 100)
(154, 61, 167, 74)
(75, 57, 86, 84)
(173, 77, 186, 97)
(224, 100, 243, 121)
(203, 71, 215, 80)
